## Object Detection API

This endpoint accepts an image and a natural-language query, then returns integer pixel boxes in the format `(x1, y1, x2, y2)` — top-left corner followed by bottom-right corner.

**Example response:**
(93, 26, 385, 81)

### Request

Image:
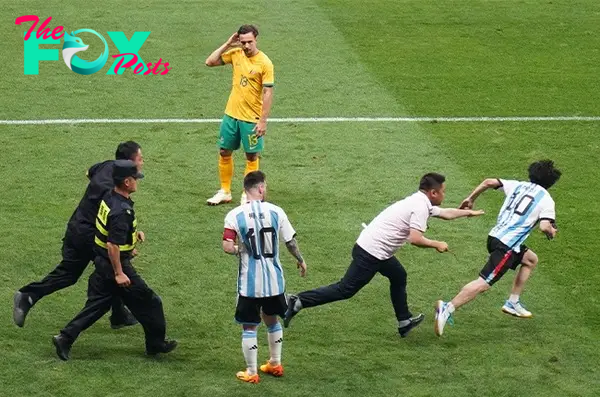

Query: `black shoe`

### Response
(52, 334, 73, 361)
(110, 310, 139, 330)
(13, 291, 33, 328)
(398, 313, 425, 338)
(283, 294, 301, 328)
(146, 339, 178, 356)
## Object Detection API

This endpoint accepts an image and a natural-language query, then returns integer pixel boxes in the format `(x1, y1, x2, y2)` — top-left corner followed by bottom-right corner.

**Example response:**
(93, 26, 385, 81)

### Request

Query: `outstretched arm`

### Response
(437, 208, 484, 220)
(285, 238, 307, 277)
(460, 178, 503, 209)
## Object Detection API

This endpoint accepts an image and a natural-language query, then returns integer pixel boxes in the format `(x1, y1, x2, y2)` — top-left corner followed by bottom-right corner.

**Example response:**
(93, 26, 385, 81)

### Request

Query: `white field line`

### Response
(1, 116, 600, 125)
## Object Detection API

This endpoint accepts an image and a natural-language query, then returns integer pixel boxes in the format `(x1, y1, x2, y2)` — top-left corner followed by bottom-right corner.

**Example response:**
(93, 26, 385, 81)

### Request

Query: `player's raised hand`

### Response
(297, 261, 307, 277)
(436, 241, 449, 253)
(226, 32, 240, 47)
(459, 198, 474, 209)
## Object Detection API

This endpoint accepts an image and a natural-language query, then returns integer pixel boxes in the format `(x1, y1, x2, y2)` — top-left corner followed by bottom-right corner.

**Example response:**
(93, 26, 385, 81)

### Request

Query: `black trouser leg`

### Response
(109, 297, 131, 323)
(378, 256, 411, 321)
(298, 244, 378, 308)
(60, 269, 113, 342)
(20, 235, 91, 302)
(118, 264, 166, 350)
(19, 231, 129, 322)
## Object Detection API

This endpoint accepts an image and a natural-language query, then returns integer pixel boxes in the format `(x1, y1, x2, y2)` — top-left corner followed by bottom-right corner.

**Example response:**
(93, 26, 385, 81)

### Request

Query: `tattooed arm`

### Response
(285, 238, 307, 277)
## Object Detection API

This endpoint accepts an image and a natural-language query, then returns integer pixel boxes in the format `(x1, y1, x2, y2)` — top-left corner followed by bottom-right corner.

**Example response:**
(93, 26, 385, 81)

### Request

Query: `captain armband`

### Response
(223, 228, 237, 241)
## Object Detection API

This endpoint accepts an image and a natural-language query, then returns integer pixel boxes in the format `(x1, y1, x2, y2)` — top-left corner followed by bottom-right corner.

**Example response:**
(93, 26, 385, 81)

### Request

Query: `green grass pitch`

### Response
(0, 1, 599, 396)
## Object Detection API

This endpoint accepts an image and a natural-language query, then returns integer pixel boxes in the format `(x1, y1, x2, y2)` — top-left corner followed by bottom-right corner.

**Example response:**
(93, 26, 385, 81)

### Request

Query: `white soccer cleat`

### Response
(502, 300, 533, 318)
(206, 189, 232, 206)
(240, 192, 248, 205)
(434, 300, 453, 336)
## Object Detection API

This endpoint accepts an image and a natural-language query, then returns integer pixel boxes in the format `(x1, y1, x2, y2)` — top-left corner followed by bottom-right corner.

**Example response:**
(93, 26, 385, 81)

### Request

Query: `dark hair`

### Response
(115, 141, 141, 160)
(528, 160, 561, 189)
(238, 24, 259, 37)
(419, 173, 446, 191)
(244, 170, 265, 191)
(113, 177, 126, 188)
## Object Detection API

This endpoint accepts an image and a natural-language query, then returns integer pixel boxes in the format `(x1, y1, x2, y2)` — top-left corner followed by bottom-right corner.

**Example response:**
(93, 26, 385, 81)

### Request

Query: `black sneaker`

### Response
(398, 313, 425, 338)
(52, 334, 73, 361)
(13, 291, 33, 328)
(110, 310, 139, 330)
(283, 294, 301, 328)
(146, 339, 178, 356)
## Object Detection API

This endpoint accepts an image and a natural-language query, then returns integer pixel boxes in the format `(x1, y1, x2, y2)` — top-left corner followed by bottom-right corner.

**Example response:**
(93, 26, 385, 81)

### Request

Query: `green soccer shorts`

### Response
(218, 114, 264, 153)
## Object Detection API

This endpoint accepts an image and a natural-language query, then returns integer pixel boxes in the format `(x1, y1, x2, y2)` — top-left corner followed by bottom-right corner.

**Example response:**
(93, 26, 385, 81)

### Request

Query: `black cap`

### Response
(113, 160, 144, 182)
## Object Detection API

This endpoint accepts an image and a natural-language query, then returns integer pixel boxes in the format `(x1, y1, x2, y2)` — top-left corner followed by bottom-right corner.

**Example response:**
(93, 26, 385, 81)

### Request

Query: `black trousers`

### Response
(298, 244, 412, 321)
(18, 230, 128, 322)
(61, 257, 166, 350)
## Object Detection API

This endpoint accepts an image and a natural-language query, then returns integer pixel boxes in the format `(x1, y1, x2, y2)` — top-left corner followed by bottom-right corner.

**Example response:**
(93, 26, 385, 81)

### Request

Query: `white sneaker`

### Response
(434, 300, 453, 336)
(240, 192, 248, 205)
(502, 300, 533, 318)
(206, 189, 232, 206)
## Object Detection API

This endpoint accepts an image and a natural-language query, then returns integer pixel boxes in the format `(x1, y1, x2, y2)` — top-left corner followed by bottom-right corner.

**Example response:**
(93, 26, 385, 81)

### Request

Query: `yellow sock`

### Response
(244, 157, 260, 176)
(219, 155, 233, 193)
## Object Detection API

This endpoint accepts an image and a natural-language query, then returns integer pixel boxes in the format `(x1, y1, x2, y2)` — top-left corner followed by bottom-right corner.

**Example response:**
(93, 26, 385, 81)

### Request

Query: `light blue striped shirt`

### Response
(489, 179, 555, 252)
(225, 200, 296, 298)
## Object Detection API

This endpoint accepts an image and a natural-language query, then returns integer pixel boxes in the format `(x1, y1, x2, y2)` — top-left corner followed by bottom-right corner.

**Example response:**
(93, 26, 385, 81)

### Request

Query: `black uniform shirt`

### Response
(67, 160, 115, 237)
(94, 190, 137, 261)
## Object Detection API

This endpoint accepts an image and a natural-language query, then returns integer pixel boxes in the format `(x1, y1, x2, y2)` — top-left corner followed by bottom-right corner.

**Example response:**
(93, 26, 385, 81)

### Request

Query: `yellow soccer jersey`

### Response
(221, 48, 274, 123)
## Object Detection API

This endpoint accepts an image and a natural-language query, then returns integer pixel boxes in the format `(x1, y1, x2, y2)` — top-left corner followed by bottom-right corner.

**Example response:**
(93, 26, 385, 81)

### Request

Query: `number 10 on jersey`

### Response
(245, 227, 276, 259)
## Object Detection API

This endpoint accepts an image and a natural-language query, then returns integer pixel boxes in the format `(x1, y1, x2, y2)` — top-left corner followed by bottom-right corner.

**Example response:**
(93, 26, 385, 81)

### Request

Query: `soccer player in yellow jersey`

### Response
(205, 25, 274, 206)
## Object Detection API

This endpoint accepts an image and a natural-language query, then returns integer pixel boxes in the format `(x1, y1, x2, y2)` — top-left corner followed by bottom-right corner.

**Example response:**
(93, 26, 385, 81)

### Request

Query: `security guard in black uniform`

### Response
(52, 160, 177, 360)
(13, 142, 142, 329)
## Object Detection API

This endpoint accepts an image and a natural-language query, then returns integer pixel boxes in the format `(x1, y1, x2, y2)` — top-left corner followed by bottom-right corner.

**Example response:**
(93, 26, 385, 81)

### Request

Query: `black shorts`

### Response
(235, 294, 288, 325)
(479, 236, 528, 286)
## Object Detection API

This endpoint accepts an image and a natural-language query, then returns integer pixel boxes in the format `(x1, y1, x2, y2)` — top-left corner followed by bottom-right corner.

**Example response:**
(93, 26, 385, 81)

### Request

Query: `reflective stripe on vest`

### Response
(95, 199, 137, 252)
(94, 236, 136, 251)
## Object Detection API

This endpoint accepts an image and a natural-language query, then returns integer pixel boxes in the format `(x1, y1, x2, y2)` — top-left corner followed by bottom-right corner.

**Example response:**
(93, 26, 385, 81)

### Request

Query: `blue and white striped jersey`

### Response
(489, 179, 556, 252)
(224, 200, 296, 298)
